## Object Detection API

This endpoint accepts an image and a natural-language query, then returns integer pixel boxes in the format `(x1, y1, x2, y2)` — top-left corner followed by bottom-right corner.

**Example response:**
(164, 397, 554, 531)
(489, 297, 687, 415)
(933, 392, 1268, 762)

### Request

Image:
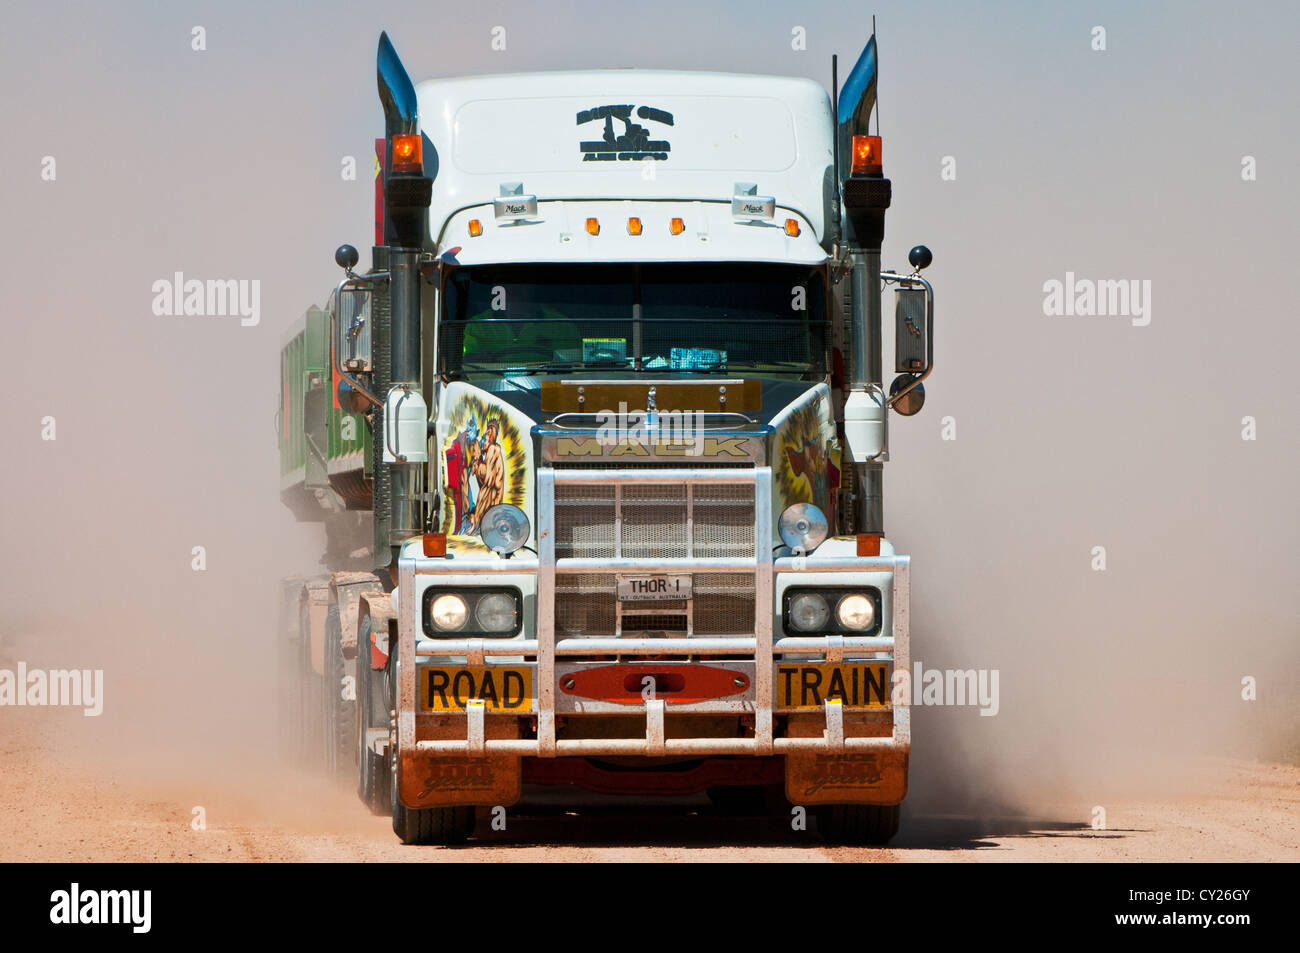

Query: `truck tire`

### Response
(356, 614, 390, 814)
(385, 650, 476, 845)
(322, 604, 355, 783)
(391, 789, 476, 846)
(817, 803, 901, 846)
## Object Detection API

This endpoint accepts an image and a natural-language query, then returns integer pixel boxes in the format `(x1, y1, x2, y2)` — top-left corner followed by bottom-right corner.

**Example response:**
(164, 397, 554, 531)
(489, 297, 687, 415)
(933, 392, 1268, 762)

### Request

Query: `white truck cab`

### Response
(291, 29, 936, 846)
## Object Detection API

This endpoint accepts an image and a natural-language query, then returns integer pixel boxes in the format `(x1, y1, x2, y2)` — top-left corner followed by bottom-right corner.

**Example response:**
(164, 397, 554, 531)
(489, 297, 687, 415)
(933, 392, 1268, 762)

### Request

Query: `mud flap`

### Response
(397, 719, 522, 808)
(783, 712, 907, 805)
(305, 581, 332, 676)
(331, 571, 386, 661)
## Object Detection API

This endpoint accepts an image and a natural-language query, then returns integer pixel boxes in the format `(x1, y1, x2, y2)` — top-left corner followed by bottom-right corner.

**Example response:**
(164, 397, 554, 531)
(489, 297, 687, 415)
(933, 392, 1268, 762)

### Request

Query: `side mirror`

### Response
(336, 379, 371, 415)
(889, 374, 925, 416)
(882, 247, 934, 418)
(894, 286, 927, 376)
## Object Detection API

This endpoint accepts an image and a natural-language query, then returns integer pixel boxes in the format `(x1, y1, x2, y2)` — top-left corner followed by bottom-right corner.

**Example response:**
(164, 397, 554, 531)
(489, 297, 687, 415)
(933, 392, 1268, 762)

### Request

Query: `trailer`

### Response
(277, 28, 937, 845)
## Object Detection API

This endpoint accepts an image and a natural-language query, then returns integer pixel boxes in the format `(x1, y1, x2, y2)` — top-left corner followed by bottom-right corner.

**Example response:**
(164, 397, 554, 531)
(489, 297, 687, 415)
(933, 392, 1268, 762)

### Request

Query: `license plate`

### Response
(421, 667, 533, 712)
(776, 663, 891, 709)
(617, 574, 693, 601)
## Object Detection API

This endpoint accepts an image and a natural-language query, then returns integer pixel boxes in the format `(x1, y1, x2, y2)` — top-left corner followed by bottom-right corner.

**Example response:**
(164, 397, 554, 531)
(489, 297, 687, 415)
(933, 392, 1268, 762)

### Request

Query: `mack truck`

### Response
(277, 29, 936, 846)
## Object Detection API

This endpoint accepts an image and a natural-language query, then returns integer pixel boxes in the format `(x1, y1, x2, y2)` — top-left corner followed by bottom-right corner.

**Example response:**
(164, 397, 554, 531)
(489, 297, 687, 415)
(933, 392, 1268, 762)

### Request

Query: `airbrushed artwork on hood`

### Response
(772, 385, 841, 528)
(440, 387, 532, 547)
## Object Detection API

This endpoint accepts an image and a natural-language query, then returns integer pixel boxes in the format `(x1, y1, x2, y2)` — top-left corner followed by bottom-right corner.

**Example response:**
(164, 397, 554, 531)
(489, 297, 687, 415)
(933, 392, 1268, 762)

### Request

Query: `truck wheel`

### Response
(322, 605, 355, 783)
(355, 614, 390, 814)
(384, 651, 475, 845)
(390, 787, 476, 846)
(817, 804, 901, 846)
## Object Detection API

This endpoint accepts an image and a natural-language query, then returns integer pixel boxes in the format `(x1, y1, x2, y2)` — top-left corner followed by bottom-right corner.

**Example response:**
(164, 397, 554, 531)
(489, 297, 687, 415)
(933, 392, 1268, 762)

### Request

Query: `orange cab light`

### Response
(586, 217, 600, 235)
(627, 217, 643, 236)
(784, 218, 800, 237)
(856, 533, 882, 557)
(391, 134, 423, 173)
(423, 532, 447, 558)
(670, 217, 685, 235)
(850, 135, 882, 175)
(468, 219, 483, 237)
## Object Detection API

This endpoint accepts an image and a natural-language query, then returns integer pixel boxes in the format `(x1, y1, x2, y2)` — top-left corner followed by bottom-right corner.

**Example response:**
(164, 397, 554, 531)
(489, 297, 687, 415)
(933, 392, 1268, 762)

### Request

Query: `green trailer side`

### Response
(278, 305, 372, 521)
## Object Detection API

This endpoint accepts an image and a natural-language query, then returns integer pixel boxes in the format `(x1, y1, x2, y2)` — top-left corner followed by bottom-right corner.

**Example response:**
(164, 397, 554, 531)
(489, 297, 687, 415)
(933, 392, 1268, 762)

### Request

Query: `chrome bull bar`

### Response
(395, 466, 911, 759)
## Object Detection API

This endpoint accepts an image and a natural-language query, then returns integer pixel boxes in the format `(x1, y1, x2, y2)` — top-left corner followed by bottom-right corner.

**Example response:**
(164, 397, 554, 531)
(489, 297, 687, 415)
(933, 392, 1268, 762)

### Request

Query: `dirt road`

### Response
(2, 706, 1295, 862)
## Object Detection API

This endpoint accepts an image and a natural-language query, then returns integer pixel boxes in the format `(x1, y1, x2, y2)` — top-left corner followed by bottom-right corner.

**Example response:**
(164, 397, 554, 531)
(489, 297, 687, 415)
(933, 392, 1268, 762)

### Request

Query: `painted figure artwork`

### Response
(775, 391, 842, 529)
(785, 437, 840, 514)
(469, 417, 505, 531)
(442, 392, 528, 541)
(444, 419, 479, 535)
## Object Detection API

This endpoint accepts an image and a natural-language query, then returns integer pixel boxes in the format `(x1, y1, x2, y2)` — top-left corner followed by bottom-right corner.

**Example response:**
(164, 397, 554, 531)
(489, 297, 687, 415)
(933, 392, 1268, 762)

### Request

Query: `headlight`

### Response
(779, 502, 828, 551)
(474, 592, 518, 632)
(422, 588, 523, 638)
(481, 504, 530, 555)
(782, 587, 882, 636)
(835, 593, 875, 631)
(788, 592, 830, 631)
(429, 593, 468, 631)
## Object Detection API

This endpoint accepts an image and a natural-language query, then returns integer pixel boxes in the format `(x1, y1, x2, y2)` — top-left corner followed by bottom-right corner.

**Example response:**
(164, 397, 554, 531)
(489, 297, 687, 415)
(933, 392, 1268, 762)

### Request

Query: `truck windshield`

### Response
(440, 263, 828, 379)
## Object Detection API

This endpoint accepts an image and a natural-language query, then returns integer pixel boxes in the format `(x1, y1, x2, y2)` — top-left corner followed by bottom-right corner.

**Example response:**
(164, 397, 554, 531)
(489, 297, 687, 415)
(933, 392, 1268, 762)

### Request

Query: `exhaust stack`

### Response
(836, 35, 891, 535)
(374, 32, 434, 564)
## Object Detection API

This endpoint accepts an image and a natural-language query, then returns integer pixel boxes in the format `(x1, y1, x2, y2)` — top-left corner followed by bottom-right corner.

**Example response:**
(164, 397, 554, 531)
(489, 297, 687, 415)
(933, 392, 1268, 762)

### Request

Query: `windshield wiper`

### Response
(457, 359, 811, 377)
(670, 359, 813, 376)
(454, 360, 628, 376)
(515, 360, 631, 375)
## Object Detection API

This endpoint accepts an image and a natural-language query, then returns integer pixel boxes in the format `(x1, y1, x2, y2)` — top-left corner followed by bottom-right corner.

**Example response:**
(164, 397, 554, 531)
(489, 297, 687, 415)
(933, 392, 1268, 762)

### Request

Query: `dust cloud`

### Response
(0, 0, 1296, 843)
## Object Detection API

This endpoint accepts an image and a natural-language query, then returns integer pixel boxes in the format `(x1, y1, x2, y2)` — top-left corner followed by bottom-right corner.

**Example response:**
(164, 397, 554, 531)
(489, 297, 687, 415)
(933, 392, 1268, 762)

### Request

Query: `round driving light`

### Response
(475, 593, 517, 632)
(836, 593, 875, 631)
(430, 593, 468, 631)
(481, 504, 530, 554)
(788, 592, 830, 632)
(779, 503, 828, 551)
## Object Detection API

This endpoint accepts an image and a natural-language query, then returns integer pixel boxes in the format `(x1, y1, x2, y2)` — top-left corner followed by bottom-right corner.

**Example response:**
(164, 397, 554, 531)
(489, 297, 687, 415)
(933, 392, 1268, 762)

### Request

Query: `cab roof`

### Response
(414, 69, 835, 251)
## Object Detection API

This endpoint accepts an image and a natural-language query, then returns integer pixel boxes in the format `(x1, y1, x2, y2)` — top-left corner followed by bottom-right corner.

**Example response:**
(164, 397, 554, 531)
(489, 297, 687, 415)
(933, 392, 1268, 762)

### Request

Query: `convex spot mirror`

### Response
(889, 374, 925, 416)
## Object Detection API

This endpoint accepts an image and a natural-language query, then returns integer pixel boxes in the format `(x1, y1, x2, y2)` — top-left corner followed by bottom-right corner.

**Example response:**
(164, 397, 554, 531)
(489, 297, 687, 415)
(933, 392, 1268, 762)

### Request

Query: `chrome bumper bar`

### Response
(396, 466, 910, 759)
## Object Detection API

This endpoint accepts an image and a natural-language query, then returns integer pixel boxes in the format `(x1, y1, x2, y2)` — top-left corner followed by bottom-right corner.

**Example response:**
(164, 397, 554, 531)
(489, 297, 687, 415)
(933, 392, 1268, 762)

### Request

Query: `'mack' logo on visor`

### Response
(577, 105, 673, 161)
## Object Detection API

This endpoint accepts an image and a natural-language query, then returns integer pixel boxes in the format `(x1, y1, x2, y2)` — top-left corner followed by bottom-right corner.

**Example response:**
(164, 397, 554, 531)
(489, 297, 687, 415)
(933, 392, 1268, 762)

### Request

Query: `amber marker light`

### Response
(423, 532, 447, 558)
(670, 217, 685, 235)
(850, 135, 882, 175)
(856, 533, 882, 557)
(391, 134, 423, 173)
(468, 219, 483, 237)
(586, 217, 600, 235)
(627, 217, 642, 235)
(784, 218, 800, 236)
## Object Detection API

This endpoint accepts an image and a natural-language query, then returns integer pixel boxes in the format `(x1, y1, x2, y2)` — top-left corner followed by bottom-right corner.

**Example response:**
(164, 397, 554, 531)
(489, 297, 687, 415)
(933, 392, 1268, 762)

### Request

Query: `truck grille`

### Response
(552, 481, 756, 637)
(554, 483, 754, 560)
(554, 572, 755, 638)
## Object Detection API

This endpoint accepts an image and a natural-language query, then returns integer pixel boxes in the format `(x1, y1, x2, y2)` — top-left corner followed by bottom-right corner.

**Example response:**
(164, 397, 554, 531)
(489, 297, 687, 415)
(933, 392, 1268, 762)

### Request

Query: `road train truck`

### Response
(277, 29, 937, 845)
